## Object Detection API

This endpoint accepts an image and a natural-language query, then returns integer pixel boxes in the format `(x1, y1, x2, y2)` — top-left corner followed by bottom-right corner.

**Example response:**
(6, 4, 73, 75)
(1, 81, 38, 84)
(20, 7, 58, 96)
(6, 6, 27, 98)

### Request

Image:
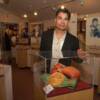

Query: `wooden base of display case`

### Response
(46, 88, 93, 100)
(33, 79, 93, 100)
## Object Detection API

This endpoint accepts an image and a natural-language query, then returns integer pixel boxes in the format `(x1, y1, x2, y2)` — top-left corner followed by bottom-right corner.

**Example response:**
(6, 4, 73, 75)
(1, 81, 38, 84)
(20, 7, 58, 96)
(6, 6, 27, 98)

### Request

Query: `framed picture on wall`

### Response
(30, 23, 43, 37)
(30, 23, 44, 46)
(86, 17, 100, 54)
(89, 18, 100, 38)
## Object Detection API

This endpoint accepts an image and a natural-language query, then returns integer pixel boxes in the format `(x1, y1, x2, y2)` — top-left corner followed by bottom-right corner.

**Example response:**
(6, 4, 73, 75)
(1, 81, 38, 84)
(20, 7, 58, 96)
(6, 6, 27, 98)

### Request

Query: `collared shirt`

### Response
(51, 31, 66, 69)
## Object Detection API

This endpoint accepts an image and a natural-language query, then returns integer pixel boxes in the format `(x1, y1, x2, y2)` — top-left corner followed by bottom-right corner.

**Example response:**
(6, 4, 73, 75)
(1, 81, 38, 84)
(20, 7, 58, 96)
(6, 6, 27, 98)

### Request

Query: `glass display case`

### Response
(32, 51, 94, 100)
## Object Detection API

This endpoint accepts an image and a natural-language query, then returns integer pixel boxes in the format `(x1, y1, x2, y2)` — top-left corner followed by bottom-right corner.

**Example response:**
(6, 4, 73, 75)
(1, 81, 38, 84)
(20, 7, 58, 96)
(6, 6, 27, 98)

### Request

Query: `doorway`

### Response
(77, 19, 86, 50)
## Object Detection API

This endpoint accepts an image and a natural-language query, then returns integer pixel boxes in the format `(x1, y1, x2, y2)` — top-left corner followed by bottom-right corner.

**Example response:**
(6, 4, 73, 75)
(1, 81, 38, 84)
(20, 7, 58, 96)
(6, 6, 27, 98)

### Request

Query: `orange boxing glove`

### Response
(48, 72, 65, 87)
(62, 66, 80, 79)
(51, 63, 63, 74)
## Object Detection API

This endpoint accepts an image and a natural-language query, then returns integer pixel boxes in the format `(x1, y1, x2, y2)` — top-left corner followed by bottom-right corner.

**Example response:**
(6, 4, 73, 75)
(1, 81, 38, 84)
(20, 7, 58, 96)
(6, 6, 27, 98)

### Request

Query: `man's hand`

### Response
(77, 49, 89, 60)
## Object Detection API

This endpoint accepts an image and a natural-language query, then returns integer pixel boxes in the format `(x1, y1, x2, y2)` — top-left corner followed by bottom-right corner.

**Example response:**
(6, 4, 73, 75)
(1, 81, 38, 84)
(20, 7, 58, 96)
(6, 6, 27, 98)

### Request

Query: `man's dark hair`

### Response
(92, 18, 98, 22)
(56, 8, 71, 20)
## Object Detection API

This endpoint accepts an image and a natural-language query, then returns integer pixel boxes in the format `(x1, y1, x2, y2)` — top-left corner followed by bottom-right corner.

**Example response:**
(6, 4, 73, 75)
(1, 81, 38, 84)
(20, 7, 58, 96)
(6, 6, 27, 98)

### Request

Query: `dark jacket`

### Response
(2, 32, 12, 51)
(40, 29, 82, 73)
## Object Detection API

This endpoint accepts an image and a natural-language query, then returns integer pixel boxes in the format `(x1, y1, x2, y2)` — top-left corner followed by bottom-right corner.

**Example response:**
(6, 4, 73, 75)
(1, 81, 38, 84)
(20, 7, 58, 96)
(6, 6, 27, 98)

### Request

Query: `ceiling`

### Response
(0, 0, 100, 22)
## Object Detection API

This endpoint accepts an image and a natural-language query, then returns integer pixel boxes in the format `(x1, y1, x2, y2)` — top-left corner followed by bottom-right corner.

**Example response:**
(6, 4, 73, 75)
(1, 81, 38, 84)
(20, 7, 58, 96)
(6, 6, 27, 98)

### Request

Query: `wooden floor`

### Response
(12, 67, 34, 100)
(12, 66, 100, 100)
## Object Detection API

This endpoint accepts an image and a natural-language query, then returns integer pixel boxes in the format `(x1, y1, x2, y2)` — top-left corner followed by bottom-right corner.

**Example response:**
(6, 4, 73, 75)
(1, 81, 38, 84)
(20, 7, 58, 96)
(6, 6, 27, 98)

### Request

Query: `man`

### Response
(40, 8, 86, 73)
(2, 28, 12, 64)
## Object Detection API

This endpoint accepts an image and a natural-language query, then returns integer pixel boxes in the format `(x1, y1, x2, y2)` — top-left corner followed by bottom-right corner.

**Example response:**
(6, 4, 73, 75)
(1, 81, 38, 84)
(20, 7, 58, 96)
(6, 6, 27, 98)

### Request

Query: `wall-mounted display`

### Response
(30, 23, 43, 37)
(86, 17, 100, 54)
(86, 16, 100, 46)
(29, 23, 43, 46)
(90, 18, 100, 38)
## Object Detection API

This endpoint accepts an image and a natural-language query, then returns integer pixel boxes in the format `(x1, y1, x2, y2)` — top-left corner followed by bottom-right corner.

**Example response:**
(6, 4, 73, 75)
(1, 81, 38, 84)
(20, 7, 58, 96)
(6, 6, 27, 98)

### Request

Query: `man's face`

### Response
(93, 20, 98, 26)
(55, 12, 69, 31)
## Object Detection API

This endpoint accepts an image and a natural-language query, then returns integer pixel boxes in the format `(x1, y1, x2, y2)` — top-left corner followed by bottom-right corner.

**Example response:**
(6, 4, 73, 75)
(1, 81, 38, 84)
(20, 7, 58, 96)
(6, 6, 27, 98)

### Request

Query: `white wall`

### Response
(85, 13, 100, 85)
(69, 13, 77, 37)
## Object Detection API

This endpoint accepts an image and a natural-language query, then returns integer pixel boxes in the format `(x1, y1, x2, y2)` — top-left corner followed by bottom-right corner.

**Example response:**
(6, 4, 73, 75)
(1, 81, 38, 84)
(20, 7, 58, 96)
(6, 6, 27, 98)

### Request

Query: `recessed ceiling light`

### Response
(84, 17, 87, 21)
(23, 14, 28, 18)
(60, 5, 65, 9)
(34, 12, 38, 16)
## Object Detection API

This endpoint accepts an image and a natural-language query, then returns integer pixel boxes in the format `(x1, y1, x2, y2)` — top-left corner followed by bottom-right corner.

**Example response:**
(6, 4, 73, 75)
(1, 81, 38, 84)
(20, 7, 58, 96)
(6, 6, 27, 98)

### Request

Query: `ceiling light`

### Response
(60, 5, 65, 9)
(34, 12, 38, 16)
(84, 17, 87, 21)
(23, 14, 28, 18)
